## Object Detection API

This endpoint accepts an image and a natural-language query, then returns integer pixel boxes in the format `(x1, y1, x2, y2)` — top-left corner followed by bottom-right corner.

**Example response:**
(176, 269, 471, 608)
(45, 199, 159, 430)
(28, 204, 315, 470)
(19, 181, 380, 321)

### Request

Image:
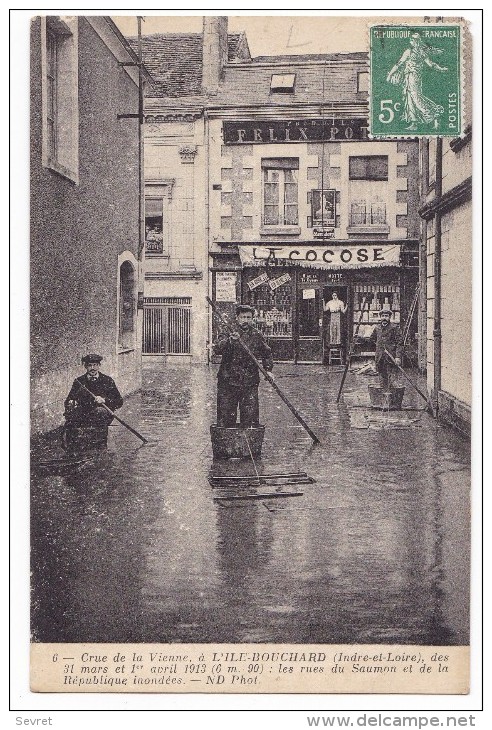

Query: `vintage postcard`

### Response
(26, 11, 477, 700)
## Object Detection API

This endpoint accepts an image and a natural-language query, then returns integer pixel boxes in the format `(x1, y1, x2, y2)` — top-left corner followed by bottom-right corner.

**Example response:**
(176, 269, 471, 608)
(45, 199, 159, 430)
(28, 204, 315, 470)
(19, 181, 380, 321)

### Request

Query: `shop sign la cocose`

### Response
(238, 245, 401, 270)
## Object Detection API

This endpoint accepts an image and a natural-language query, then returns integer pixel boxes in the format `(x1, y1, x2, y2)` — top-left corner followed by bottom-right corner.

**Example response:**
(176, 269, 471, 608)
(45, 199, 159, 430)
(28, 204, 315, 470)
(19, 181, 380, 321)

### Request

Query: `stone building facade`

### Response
(135, 17, 420, 366)
(31, 16, 144, 433)
(419, 128, 472, 436)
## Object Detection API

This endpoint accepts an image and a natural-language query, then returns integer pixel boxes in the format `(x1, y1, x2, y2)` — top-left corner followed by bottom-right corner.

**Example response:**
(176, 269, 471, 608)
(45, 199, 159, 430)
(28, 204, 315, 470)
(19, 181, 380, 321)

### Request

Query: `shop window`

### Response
(262, 159, 299, 227)
(119, 261, 136, 350)
(270, 74, 296, 93)
(42, 17, 79, 181)
(247, 274, 293, 338)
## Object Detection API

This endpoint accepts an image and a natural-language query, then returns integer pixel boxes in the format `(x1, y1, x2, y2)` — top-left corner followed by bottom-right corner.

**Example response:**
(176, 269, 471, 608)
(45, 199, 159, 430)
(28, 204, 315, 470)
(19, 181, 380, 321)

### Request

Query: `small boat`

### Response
(62, 424, 109, 452)
(31, 453, 98, 475)
(210, 424, 265, 460)
(368, 385, 405, 411)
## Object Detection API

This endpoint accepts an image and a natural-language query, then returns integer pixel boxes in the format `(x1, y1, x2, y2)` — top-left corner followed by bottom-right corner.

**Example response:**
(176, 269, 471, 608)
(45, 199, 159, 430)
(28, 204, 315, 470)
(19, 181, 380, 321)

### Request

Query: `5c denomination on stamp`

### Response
(370, 25, 462, 137)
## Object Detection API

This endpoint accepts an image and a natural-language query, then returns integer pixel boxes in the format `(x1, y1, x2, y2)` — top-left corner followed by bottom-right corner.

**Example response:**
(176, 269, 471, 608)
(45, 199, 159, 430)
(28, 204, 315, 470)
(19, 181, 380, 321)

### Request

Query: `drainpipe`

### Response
(204, 108, 211, 365)
(137, 16, 144, 264)
(433, 137, 443, 415)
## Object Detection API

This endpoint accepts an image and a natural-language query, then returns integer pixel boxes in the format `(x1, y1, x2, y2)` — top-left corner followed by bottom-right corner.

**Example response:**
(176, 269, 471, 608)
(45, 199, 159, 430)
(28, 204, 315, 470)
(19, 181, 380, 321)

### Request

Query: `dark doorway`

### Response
(297, 286, 323, 363)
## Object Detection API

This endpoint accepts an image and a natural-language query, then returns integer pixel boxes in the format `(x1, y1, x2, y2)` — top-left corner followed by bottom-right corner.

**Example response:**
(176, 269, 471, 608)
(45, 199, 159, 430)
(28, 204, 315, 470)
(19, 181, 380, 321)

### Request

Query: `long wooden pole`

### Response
(207, 297, 320, 445)
(383, 349, 435, 416)
(336, 296, 368, 403)
(74, 380, 149, 444)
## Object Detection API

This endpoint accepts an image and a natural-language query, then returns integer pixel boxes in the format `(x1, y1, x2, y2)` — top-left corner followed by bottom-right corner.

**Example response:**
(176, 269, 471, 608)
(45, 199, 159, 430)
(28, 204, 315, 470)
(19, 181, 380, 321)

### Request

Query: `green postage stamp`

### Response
(370, 25, 462, 137)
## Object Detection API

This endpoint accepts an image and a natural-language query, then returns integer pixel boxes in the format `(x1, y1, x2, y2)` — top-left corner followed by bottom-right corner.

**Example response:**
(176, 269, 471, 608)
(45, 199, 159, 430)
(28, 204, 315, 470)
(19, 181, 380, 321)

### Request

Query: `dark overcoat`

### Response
(369, 322, 402, 365)
(64, 372, 123, 425)
(213, 328, 273, 387)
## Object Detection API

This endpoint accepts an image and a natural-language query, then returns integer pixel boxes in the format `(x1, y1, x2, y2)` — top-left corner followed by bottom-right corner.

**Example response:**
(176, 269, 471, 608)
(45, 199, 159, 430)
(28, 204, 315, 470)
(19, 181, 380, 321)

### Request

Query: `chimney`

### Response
(202, 17, 228, 94)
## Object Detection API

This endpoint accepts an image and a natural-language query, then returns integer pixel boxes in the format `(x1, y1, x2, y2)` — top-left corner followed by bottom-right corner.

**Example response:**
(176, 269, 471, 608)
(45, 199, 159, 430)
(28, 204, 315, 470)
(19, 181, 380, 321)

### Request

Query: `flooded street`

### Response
(31, 363, 470, 646)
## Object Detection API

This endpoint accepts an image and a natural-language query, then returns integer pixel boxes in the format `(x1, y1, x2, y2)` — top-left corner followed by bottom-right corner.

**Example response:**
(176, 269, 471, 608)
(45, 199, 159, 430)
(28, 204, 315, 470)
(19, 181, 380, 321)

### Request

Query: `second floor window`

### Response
(145, 198, 164, 254)
(350, 199, 387, 226)
(349, 155, 388, 181)
(349, 155, 388, 228)
(262, 159, 299, 227)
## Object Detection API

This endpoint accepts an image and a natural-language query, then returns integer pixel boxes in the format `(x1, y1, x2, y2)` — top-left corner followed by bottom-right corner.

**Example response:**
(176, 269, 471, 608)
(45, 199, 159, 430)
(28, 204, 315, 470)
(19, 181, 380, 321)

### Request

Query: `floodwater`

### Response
(31, 364, 470, 645)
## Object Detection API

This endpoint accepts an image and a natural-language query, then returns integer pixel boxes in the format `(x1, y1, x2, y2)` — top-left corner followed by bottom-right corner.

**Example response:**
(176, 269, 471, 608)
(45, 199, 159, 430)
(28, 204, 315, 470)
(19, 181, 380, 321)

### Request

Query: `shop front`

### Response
(210, 242, 418, 365)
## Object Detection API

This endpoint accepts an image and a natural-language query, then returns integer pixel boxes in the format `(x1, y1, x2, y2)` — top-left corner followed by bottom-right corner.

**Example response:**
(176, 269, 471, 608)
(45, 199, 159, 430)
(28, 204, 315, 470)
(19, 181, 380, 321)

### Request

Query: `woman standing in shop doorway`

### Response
(324, 291, 348, 346)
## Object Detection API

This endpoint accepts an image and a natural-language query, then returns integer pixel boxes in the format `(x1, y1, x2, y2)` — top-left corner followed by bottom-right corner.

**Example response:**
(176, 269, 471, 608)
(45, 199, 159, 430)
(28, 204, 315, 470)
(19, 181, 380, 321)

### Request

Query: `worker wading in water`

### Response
(213, 305, 274, 428)
(367, 307, 403, 391)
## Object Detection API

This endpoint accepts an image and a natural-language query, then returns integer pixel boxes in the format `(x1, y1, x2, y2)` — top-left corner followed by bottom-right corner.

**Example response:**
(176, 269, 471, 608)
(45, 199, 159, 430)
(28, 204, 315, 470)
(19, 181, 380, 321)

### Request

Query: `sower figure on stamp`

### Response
(63, 354, 123, 452)
(213, 305, 274, 427)
(368, 307, 402, 391)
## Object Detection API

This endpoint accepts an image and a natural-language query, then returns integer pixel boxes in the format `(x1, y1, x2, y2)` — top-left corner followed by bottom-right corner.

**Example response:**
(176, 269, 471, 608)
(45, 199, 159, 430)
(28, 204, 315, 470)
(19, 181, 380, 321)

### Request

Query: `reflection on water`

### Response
(31, 365, 470, 644)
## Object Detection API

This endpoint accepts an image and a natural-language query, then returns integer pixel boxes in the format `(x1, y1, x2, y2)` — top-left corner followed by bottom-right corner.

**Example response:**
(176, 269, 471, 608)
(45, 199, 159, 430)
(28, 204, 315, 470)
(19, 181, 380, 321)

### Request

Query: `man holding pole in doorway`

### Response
(213, 305, 274, 428)
(368, 307, 402, 391)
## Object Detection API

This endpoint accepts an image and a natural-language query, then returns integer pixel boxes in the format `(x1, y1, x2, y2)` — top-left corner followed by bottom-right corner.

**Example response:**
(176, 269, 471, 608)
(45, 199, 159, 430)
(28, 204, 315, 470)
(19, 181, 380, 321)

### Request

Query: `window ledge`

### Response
(347, 225, 389, 234)
(260, 226, 301, 236)
(43, 156, 79, 185)
(145, 252, 169, 258)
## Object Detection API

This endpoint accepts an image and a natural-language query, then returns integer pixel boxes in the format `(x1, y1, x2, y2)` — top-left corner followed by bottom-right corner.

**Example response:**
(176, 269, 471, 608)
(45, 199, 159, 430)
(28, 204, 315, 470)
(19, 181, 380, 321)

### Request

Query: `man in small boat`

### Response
(213, 305, 274, 428)
(367, 307, 402, 391)
(63, 354, 123, 452)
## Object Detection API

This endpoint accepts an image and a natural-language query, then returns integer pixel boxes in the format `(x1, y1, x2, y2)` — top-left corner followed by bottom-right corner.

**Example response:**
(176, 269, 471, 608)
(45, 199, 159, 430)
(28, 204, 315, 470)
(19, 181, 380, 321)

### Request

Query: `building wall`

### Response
(442, 134, 472, 195)
(425, 216, 436, 389)
(440, 199, 472, 408)
(423, 133, 472, 435)
(209, 112, 419, 362)
(440, 137, 472, 412)
(143, 115, 208, 362)
(211, 121, 418, 246)
(31, 17, 142, 434)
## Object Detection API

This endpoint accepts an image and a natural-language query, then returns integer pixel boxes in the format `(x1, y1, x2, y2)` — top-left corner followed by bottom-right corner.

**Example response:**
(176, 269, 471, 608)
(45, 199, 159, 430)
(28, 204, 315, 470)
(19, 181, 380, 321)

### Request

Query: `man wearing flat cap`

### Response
(213, 304, 273, 427)
(64, 354, 123, 428)
(368, 307, 402, 391)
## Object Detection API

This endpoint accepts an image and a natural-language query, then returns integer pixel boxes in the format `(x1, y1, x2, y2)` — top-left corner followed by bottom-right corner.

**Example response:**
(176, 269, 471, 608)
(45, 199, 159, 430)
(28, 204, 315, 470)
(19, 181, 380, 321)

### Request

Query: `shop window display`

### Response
(248, 281, 292, 338)
(353, 284, 400, 342)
